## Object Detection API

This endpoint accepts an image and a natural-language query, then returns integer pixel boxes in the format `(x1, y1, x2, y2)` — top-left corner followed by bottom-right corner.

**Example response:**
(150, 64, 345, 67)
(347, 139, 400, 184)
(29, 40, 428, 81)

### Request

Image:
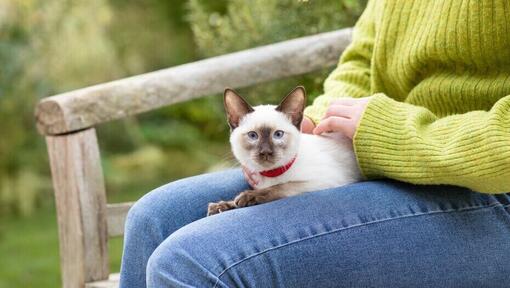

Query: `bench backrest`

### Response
(36, 28, 352, 288)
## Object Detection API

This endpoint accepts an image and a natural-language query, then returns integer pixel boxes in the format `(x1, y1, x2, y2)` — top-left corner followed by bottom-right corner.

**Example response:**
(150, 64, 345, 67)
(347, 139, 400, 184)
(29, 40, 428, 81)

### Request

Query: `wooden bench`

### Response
(35, 28, 352, 288)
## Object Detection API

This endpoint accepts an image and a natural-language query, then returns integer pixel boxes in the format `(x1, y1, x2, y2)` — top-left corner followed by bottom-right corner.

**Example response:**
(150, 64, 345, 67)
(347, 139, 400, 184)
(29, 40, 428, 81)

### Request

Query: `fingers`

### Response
(316, 102, 353, 136)
(300, 117, 315, 134)
(313, 97, 372, 138)
(331, 98, 356, 106)
(242, 166, 259, 187)
(332, 97, 371, 107)
(323, 104, 352, 119)
(313, 116, 354, 136)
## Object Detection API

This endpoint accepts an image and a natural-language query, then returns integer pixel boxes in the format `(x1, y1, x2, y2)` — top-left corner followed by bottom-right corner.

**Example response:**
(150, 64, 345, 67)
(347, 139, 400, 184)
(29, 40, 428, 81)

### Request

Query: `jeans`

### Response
(119, 169, 510, 288)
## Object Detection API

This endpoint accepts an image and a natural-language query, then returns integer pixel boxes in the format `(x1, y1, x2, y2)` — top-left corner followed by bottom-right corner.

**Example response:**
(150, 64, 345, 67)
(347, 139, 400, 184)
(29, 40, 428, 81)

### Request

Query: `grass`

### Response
(0, 170, 168, 288)
(0, 204, 125, 288)
(0, 207, 60, 288)
(0, 143, 232, 288)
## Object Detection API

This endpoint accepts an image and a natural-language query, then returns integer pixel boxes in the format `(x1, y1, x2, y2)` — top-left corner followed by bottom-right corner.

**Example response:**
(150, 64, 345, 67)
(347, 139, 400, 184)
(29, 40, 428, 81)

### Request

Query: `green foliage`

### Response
(0, 0, 366, 286)
(185, 0, 367, 129)
(0, 0, 367, 217)
(188, 0, 365, 56)
(0, 0, 122, 217)
(0, 0, 197, 217)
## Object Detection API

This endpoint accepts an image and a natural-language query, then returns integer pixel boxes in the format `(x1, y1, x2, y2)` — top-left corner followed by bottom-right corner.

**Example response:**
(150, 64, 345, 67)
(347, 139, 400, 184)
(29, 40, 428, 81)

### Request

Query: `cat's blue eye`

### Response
(247, 131, 258, 140)
(273, 130, 284, 139)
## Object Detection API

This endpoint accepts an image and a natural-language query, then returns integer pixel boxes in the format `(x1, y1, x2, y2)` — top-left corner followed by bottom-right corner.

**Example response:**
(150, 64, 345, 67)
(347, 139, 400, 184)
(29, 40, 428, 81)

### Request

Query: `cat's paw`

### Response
(207, 201, 236, 216)
(234, 190, 259, 207)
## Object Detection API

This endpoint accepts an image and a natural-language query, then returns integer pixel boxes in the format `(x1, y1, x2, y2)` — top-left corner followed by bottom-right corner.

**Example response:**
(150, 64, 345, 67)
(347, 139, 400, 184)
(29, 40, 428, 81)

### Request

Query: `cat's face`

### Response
(224, 87, 306, 171)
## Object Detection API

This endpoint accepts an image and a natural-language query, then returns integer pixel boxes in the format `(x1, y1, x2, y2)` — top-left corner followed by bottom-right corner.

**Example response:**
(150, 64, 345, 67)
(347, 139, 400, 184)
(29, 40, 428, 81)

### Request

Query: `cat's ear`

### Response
(276, 86, 306, 129)
(224, 88, 254, 130)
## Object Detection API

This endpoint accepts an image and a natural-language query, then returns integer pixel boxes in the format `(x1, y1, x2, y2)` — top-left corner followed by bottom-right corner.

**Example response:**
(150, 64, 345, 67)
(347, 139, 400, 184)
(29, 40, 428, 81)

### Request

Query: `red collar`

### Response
(259, 156, 297, 178)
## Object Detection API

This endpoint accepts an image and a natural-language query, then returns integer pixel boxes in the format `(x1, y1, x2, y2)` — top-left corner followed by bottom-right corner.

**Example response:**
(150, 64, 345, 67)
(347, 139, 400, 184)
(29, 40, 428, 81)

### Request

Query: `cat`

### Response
(207, 86, 362, 216)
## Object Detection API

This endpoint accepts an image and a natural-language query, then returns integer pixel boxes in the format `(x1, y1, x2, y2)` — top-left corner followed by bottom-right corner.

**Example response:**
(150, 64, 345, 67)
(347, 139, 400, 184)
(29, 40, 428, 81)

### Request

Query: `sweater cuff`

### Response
(353, 93, 427, 180)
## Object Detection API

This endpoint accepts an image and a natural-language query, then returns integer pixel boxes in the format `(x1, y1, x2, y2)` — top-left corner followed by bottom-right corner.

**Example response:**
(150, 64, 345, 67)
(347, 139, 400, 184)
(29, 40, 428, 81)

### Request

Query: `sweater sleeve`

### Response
(354, 94, 510, 194)
(304, 0, 376, 124)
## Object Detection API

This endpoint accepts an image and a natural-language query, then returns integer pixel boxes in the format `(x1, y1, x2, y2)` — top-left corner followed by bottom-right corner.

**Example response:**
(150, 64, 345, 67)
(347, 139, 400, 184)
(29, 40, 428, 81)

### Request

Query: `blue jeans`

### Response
(119, 169, 510, 287)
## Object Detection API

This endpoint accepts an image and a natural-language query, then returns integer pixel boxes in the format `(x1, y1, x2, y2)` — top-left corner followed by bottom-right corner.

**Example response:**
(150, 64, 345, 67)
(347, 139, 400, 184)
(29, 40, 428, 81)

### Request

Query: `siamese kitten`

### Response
(207, 86, 361, 216)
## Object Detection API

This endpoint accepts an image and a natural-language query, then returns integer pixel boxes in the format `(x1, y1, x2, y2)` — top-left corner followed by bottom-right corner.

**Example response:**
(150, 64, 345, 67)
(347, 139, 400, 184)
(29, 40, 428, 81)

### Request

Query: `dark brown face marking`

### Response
(257, 127, 274, 162)
(240, 125, 291, 167)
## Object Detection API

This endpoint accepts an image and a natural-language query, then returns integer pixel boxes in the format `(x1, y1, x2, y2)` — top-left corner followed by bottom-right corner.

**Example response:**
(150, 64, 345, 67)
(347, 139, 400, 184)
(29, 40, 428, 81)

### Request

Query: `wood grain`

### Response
(36, 28, 352, 135)
(46, 128, 109, 288)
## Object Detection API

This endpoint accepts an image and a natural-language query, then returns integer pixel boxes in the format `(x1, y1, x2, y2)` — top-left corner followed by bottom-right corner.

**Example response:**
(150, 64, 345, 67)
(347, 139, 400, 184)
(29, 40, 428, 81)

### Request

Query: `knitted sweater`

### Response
(303, 0, 510, 193)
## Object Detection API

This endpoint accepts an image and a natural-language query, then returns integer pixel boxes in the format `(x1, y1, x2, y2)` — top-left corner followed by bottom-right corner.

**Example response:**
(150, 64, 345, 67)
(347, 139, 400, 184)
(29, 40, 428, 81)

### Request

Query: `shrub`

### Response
(186, 0, 367, 111)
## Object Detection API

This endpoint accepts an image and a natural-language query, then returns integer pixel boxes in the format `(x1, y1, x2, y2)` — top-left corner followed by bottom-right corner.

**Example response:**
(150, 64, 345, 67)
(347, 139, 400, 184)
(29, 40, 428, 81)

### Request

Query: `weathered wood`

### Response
(47, 128, 109, 288)
(107, 202, 134, 237)
(36, 28, 352, 135)
(86, 273, 120, 288)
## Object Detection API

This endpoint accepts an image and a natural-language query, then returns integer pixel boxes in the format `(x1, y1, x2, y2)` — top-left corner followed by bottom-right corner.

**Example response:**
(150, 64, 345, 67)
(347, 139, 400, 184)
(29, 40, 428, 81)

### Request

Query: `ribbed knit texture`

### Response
(304, 0, 510, 193)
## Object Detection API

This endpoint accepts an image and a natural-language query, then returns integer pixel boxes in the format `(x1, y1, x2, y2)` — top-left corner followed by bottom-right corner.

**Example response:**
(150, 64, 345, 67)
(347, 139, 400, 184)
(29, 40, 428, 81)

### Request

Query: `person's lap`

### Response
(120, 169, 510, 288)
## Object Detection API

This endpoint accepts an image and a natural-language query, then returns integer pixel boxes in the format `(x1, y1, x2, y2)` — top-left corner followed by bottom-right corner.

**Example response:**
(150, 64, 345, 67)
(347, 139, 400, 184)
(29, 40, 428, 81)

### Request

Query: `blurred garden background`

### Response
(0, 0, 366, 286)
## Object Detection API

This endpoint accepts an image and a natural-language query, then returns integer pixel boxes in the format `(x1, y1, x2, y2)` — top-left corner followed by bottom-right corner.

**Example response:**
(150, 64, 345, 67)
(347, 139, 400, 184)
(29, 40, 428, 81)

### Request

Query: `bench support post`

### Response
(46, 128, 109, 288)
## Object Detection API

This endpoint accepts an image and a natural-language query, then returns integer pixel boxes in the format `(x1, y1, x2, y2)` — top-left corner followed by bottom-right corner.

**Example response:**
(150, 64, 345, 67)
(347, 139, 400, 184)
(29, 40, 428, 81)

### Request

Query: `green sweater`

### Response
(304, 0, 510, 193)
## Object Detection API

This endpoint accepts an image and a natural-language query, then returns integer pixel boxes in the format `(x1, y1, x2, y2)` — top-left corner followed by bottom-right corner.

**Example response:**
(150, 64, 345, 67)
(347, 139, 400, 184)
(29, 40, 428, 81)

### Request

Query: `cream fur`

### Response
(230, 105, 362, 196)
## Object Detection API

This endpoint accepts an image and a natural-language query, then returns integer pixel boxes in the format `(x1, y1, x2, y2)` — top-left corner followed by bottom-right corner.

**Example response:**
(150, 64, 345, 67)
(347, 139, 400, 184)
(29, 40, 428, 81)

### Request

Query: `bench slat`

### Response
(86, 273, 120, 288)
(36, 28, 352, 135)
(107, 202, 134, 238)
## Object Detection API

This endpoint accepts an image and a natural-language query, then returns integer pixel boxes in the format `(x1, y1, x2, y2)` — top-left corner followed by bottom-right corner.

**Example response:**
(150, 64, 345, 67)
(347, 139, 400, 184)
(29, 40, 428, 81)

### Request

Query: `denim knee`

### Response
(124, 188, 174, 245)
(124, 182, 190, 242)
(145, 232, 217, 287)
(145, 243, 179, 287)
(145, 247, 167, 287)
(125, 201, 153, 237)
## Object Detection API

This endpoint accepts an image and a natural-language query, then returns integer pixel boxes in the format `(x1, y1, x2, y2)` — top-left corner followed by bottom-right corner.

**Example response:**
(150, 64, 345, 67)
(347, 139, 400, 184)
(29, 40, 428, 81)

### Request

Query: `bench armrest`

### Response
(35, 28, 352, 136)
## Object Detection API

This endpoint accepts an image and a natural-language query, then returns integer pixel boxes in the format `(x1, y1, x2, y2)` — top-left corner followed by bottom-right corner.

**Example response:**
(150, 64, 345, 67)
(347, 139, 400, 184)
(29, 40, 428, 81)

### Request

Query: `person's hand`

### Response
(300, 116, 315, 134)
(242, 117, 316, 187)
(313, 97, 372, 139)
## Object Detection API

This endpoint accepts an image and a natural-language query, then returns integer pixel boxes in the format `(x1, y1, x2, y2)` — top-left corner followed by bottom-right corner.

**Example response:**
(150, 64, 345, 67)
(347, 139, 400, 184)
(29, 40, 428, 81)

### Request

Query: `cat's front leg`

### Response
(207, 200, 236, 216)
(234, 181, 309, 208)
(207, 189, 276, 216)
(208, 182, 309, 215)
(234, 186, 287, 207)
